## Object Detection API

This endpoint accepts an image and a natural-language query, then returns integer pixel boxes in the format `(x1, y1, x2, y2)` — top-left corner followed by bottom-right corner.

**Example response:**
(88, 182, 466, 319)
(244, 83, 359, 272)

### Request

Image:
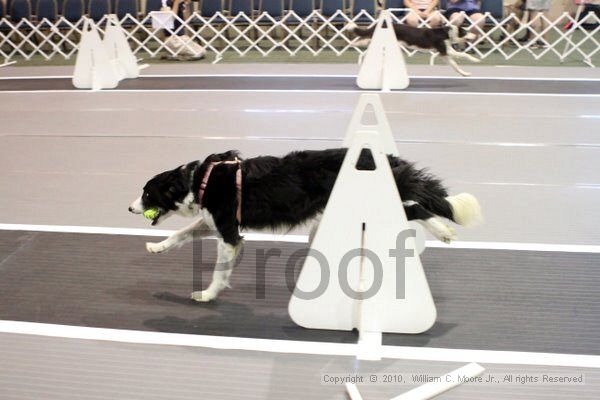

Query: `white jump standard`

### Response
(354, 10, 410, 91)
(290, 95, 437, 360)
(73, 15, 148, 90)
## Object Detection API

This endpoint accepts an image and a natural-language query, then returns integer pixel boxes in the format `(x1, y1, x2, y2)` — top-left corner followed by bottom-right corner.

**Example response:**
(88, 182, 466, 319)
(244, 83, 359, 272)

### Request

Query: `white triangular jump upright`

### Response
(343, 95, 426, 255)
(104, 14, 148, 80)
(343, 94, 399, 156)
(72, 17, 120, 90)
(356, 10, 409, 91)
(288, 94, 436, 359)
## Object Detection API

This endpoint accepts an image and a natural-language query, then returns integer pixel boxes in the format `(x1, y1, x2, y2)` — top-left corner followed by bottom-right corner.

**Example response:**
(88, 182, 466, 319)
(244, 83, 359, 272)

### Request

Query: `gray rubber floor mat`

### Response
(1, 76, 598, 94)
(0, 230, 598, 355)
(1, 332, 598, 400)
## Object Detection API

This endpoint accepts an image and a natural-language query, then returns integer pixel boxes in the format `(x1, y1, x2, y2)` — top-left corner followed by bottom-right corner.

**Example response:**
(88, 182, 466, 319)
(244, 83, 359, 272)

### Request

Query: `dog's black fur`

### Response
(138, 148, 455, 246)
(350, 23, 469, 57)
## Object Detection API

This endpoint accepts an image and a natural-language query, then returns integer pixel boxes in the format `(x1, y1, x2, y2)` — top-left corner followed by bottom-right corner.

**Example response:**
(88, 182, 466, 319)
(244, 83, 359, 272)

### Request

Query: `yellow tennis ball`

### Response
(143, 208, 159, 220)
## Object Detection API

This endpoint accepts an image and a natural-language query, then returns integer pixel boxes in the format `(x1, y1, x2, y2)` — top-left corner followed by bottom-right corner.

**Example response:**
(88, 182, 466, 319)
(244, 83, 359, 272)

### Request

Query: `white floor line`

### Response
(1, 74, 599, 82)
(2, 223, 600, 253)
(0, 320, 598, 368)
(0, 75, 72, 80)
(2, 89, 599, 97)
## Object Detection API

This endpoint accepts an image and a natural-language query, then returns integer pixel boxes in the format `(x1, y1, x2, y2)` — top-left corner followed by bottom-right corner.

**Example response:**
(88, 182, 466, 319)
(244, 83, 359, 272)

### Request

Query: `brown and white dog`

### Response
(347, 22, 480, 76)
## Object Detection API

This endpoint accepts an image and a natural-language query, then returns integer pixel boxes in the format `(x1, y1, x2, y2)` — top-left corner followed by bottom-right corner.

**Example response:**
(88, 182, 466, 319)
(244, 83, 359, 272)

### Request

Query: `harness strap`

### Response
(199, 159, 242, 224)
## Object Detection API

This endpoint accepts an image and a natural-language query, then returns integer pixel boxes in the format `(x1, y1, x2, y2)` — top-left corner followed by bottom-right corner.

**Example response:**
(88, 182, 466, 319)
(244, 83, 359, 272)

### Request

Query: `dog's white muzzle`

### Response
(128, 197, 144, 214)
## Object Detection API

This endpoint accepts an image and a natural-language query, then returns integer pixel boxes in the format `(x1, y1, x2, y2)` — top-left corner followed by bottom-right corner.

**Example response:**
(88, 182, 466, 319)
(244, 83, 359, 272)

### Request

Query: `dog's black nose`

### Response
(128, 207, 133, 212)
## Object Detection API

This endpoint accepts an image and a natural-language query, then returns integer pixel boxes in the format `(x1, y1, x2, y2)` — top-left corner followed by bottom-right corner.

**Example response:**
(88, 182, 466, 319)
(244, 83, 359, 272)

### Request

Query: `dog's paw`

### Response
(460, 70, 472, 77)
(472, 57, 481, 63)
(428, 219, 457, 244)
(146, 241, 168, 253)
(191, 290, 216, 302)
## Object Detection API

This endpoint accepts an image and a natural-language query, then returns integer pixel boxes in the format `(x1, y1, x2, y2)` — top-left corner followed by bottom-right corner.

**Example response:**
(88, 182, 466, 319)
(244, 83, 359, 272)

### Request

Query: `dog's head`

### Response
(447, 25, 477, 44)
(128, 151, 241, 226)
(128, 164, 197, 226)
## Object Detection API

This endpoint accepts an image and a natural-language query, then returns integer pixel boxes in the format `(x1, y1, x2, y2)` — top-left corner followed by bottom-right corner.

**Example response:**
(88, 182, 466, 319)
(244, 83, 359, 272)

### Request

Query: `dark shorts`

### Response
(165, 0, 186, 36)
(445, 8, 481, 19)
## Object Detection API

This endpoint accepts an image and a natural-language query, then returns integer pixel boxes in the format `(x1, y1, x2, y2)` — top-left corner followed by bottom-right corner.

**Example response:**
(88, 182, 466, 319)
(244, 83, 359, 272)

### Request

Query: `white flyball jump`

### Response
(356, 10, 409, 91)
(288, 94, 435, 360)
(73, 16, 148, 90)
(104, 15, 149, 80)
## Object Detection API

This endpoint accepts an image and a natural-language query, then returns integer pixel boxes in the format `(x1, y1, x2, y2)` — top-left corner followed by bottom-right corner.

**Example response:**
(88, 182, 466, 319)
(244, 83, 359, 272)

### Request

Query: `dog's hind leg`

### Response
(404, 201, 457, 244)
(146, 218, 214, 253)
(191, 238, 244, 302)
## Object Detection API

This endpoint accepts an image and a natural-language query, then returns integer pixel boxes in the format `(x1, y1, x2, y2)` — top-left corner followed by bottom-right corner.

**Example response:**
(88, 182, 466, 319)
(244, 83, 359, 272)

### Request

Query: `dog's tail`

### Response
(445, 193, 483, 226)
(346, 22, 375, 38)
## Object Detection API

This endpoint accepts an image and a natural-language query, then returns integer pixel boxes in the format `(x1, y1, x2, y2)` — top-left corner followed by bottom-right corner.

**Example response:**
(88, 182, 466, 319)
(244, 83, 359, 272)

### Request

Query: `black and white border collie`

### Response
(347, 22, 480, 77)
(129, 149, 482, 302)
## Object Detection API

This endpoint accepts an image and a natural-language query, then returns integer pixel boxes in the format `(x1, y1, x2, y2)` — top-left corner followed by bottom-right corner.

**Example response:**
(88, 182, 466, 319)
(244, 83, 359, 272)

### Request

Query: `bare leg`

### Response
(449, 12, 465, 27)
(469, 12, 486, 35)
(427, 11, 443, 28)
(146, 218, 214, 253)
(529, 11, 547, 45)
(191, 238, 244, 302)
(406, 11, 420, 27)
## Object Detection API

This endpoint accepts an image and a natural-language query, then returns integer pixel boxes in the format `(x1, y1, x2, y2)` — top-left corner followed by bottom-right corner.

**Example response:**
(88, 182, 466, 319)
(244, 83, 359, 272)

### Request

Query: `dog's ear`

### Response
(223, 150, 242, 160)
(164, 168, 189, 197)
(165, 185, 178, 198)
(205, 150, 242, 163)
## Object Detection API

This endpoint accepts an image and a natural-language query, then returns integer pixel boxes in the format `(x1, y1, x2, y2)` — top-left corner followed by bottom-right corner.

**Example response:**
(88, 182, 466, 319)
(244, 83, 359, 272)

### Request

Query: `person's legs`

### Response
(533, 10, 549, 45)
(447, 9, 465, 26)
(427, 10, 443, 27)
(164, 0, 205, 58)
(406, 10, 421, 27)
(468, 11, 486, 33)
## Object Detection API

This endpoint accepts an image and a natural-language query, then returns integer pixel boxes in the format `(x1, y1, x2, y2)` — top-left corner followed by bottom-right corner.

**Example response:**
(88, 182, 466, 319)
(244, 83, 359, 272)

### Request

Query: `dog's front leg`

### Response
(447, 47, 480, 63)
(444, 56, 472, 77)
(146, 218, 214, 253)
(191, 238, 244, 302)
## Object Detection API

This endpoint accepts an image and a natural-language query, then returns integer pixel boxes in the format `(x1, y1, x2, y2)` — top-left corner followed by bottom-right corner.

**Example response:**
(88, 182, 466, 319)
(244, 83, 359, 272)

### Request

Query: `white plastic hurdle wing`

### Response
(343, 94, 426, 254)
(288, 95, 436, 358)
(356, 10, 409, 91)
(72, 18, 120, 90)
(104, 14, 149, 80)
(343, 94, 399, 155)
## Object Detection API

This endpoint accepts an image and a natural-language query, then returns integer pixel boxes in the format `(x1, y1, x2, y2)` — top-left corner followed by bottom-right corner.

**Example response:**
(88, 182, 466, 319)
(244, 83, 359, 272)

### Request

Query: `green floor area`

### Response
(3, 28, 598, 67)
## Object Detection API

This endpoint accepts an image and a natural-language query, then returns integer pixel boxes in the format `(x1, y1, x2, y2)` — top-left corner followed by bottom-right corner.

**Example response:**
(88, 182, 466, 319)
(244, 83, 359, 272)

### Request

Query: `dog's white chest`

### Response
(201, 209, 218, 231)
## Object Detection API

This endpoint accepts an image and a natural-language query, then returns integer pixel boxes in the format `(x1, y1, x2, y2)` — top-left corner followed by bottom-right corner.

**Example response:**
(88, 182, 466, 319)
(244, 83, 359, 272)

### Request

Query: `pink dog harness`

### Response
(199, 159, 242, 224)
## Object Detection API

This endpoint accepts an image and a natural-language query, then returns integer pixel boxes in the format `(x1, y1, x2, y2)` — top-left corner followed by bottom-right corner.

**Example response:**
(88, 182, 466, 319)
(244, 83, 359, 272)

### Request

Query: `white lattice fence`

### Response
(0, 9, 597, 65)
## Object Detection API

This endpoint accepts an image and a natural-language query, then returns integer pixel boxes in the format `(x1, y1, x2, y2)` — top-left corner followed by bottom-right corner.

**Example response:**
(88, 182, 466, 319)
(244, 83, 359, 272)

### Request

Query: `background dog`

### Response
(347, 22, 480, 76)
(129, 149, 482, 302)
